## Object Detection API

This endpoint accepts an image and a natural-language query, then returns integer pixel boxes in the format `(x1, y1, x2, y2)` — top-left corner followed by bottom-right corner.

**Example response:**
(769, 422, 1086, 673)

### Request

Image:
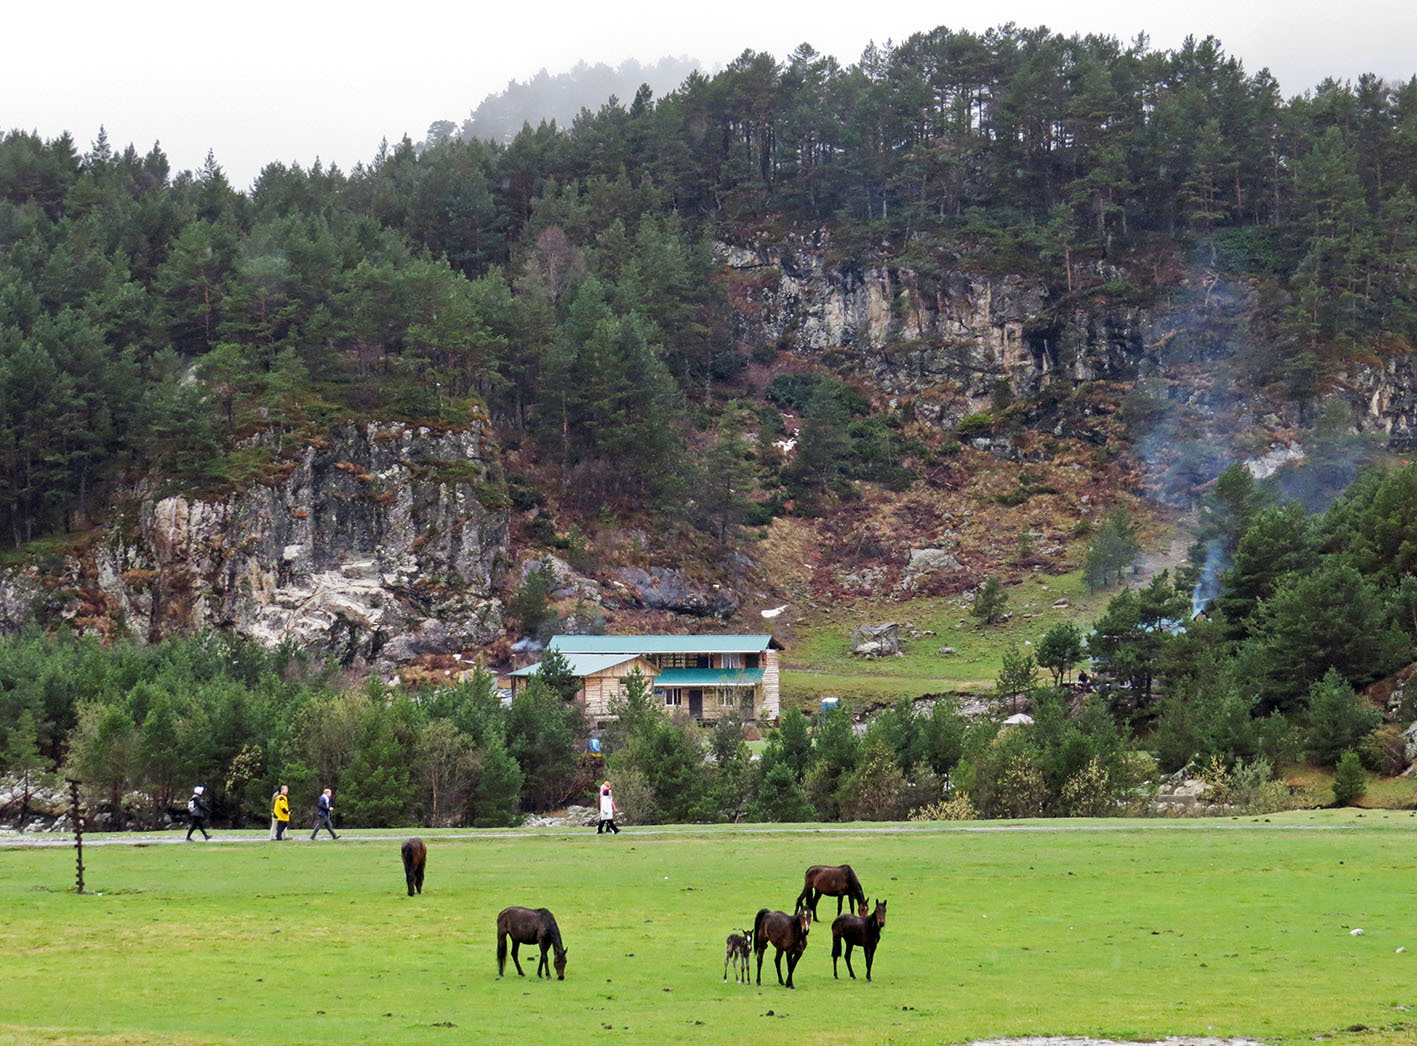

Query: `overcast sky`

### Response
(7, 0, 1415, 190)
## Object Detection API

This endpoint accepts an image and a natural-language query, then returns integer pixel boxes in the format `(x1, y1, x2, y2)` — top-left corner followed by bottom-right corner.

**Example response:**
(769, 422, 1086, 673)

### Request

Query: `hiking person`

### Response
(596, 781, 620, 834)
(271, 785, 290, 840)
(186, 785, 211, 841)
(311, 787, 339, 840)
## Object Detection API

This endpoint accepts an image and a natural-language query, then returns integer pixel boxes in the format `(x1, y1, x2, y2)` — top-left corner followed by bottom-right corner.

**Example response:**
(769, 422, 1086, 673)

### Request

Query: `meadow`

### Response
(781, 571, 1103, 704)
(2, 813, 1415, 1046)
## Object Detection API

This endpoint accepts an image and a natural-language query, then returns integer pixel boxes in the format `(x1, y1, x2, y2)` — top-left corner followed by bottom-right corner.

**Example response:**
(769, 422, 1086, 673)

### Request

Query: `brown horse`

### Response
(831, 898, 886, 981)
(497, 906, 567, 980)
(795, 864, 866, 921)
(400, 837, 426, 896)
(753, 907, 811, 989)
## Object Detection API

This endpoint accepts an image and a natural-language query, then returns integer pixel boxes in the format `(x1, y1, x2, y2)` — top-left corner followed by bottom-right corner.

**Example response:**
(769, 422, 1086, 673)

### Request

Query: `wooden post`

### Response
(68, 778, 86, 894)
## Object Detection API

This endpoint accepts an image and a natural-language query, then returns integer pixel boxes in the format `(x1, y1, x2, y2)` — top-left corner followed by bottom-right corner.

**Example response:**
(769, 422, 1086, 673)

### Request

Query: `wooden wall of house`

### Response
(762, 650, 781, 720)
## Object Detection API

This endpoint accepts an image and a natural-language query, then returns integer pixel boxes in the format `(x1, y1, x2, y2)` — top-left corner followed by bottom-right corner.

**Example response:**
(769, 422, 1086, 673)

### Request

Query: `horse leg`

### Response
(844, 941, 856, 980)
(864, 941, 874, 982)
(511, 940, 525, 977)
(785, 949, 799, 989)
(774, 947, 785, 986)
(537, 942, 548, 978)
(755, 943, 765, 986)
(836, 893, 844, 917)
(415, 862, 424, 894)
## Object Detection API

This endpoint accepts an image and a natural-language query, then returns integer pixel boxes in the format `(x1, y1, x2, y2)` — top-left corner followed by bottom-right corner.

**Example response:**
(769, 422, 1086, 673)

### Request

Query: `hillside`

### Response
(2, 24, 1417, 760)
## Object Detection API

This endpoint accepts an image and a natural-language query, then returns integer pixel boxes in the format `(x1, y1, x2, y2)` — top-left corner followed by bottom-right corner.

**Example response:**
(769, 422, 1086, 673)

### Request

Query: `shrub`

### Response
(1359, 724, 1408, 776)
(909, 794, 977, 821)
(1331, 749, 1367, 807)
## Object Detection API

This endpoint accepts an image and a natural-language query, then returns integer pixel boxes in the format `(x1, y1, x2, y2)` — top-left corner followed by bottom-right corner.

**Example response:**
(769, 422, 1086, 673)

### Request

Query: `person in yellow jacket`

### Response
(271, 785, 290, 840)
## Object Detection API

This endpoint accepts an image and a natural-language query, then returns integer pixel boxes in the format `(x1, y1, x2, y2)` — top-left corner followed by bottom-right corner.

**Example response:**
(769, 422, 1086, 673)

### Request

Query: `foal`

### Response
(831, 898, 887, 981)
(753, 907, 812, 989)
(723, 928, 752, 983)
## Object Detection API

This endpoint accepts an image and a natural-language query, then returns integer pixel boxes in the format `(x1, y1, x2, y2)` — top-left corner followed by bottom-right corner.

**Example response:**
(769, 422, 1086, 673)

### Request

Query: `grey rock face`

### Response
(614, 566, 740, 618)
(0, 421, 509, 667)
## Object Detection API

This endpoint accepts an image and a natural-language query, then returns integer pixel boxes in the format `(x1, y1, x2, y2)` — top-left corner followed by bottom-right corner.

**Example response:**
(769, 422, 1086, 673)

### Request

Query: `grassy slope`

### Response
(782, 568, 1105, 706)
(3, 815, 1416, 1045)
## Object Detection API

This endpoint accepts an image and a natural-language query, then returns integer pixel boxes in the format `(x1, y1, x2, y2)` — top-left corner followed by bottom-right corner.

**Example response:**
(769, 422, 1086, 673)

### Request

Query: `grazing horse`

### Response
(400, 837, 426, 896)
(753, 907, 811, 989)
(831, 898, 887, 981)
(497, 906, 568, 980)
(723, 928, 752, 983)
(795, 864, 866, 921)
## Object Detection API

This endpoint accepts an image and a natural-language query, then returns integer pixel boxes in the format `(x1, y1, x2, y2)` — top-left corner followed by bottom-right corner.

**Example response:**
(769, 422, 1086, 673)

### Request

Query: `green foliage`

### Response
(1083, 507, 1142, 590)
(1331, 749, 1367, 807)
(505, 677, 585, 811)
(1036, 622, 1084, 687)
(971, 576, 1009, 626)
(836, 738, 913, 821)
(1304, 668, 1381, 767)
(744, 759, 817, 822)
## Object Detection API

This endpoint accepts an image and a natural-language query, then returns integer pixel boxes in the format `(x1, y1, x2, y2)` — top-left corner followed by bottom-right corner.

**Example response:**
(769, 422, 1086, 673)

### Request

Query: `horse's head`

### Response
(873, 899, 887, 930)
(855, 897, 870, 917)
(797, 909, 812, 935)
(553, 946, 567, 980)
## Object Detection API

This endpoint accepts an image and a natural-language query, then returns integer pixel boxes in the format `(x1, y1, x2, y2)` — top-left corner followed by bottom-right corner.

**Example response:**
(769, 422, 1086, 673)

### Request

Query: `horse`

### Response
(723, 928, 752, 984)
(753, 907, 811, 989)
(831, 898, 887, 981)
(400, 837, 426, 896)
(795, 864, 866, 921)
(496, 906, 568, 980)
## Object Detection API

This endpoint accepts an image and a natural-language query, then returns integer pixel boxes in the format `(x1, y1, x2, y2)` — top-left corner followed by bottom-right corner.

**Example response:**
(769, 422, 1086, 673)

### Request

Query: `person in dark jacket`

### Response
(186, 785, 211, 841)
(311, 787, 339, 840)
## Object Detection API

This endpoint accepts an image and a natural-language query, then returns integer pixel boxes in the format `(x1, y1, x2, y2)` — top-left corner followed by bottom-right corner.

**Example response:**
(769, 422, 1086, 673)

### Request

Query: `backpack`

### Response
(188, 795, 200, 815)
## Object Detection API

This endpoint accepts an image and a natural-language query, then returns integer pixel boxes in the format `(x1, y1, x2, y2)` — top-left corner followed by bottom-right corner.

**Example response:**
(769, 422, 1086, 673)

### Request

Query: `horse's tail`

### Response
(496, 926, 507, 974)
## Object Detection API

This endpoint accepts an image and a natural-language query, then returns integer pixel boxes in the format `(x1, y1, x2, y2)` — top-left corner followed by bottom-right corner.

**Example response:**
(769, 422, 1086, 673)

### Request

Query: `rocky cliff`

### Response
(723, 238, 1417, 448)
(0, 421, 509, 666)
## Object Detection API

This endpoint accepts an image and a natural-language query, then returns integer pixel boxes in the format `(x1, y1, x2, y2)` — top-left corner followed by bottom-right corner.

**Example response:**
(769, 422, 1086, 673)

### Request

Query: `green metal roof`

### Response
(550, 634, 776, 655)
(651, 668, 765, 687)
(508, 653, 645, 678)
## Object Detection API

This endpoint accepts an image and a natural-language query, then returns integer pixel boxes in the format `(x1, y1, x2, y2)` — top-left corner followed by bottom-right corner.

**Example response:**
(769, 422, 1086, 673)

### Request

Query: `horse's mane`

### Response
(843, 864, 864, 900)
(539, 908, 565, 951)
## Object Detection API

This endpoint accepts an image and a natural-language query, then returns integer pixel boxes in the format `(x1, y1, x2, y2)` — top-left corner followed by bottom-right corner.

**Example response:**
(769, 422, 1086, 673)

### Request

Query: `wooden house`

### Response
(507, 634, 783, 725)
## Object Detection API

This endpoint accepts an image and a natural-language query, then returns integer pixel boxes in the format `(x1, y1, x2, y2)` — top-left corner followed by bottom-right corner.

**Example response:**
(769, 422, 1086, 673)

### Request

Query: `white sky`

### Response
(6, 0, 1416, 190)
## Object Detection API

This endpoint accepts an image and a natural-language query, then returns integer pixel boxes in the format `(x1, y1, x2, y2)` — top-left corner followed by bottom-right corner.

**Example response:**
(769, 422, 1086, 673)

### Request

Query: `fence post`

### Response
(67, 779, 86, 894)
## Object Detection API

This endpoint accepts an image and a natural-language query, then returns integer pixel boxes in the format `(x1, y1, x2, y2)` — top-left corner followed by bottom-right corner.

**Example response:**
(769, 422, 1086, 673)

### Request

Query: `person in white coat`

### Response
(596, 782, 620, 834)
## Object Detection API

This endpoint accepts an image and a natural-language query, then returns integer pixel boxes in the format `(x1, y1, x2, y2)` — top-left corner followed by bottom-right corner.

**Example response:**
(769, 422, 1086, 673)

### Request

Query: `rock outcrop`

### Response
(0, 421, 509, 667)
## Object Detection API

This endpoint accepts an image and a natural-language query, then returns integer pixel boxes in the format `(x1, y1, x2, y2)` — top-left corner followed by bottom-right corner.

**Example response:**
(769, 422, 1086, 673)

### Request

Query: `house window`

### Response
(655, 653, 695, 669)
(656, 688, 682, 708)
(721, 653, 741, 669)
(716, 689, 737, 707)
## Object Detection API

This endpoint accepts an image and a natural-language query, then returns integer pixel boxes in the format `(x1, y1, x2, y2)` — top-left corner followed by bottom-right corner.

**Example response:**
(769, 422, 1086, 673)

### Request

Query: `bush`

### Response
(909, 794, 977, 821)
(1359, 724, 1408, 776)
(1331, 749, 1367, 807)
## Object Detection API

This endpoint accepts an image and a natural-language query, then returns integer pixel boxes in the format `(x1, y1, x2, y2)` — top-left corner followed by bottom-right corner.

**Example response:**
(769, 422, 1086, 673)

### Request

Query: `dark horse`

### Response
(400, 837, 426, 896)
(753, 907, 811, 989)
(497, 906, 567, 980)
(795, 864, 866, 921)
(831, 898, 886, 981)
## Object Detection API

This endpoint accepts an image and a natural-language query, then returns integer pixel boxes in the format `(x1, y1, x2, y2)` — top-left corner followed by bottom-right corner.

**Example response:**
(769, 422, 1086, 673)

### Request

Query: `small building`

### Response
(506, 634, 783, 724)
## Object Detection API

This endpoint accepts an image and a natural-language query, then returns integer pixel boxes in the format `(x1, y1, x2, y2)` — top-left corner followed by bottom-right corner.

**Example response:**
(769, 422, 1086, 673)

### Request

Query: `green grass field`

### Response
(3, 813, 1416, 1045)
